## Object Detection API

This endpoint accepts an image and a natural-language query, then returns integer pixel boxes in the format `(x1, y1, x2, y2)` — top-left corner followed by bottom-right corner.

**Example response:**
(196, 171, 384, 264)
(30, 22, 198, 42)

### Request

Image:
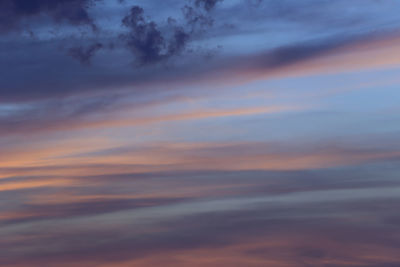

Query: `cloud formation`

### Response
(1, 0, 399, 103)
(1, 166, 400, 266)
(68, 42, 103, 65)
(1, 1, 400, 266)
(195, 0, 223, 12)
(0, 0, 98, 33)
(120, 6, 190, 65)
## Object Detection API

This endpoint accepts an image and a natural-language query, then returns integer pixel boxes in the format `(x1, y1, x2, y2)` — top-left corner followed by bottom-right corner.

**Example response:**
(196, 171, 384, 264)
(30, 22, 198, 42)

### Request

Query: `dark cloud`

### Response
(0, 0, 98, 33)
(252, 37, 351, 70)
(68, 42, 103, 65)
(182, 0, 223, 31)
(182, 4, 214, 30)
(119, 1, 223, 65)
(120, 6, 190, 65)
(121, 6, 166, 64)
(0, 29, 397, 146)
(195, 0, 223, 12)
(168, 26, 190, 57)
(0, 0, 220, 66)
(0, 30, 382, 103)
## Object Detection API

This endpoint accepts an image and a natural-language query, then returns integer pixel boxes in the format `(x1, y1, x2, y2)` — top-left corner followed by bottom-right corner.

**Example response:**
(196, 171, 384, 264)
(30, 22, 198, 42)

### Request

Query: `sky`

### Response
(1, 0, 400, 266)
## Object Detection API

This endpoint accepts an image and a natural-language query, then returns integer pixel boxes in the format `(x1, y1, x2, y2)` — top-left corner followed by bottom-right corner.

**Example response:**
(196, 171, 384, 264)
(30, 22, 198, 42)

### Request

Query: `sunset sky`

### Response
(1, 0, 400, 266)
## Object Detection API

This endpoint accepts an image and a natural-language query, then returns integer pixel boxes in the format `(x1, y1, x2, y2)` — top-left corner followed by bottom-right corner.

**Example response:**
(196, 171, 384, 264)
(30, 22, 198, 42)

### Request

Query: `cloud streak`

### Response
(1, 166, 400, 266)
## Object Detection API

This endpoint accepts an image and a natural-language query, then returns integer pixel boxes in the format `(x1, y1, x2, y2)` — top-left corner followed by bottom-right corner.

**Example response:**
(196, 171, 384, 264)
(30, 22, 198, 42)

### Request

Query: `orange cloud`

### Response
(0, 178, 72, 192)
(2, 141, 399, 180)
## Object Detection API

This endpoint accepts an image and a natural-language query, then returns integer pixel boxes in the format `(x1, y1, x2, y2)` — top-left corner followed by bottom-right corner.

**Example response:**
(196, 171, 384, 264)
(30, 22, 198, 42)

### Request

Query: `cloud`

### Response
(0, 87, 296, 136)
(71, 140, 400, 171)
(1, 0, 398, 105)
(3, 27, 400, 104)
(210, 31, 400, 87)
(120, 6, 167, 64)
(68, 43, 103, 65)
(0, 0, 99, 34)
(0, 94, 120, 136)
(1, 196, 188, 225)
(1, 167, 400, 266)
(182, 0, 223, 32)
(195, 0, 224, 12)
(120, 6, 192, 65)
(0, 0, 222, 66)
(2, 2, 400, 266)
(2, 135, 400, 180)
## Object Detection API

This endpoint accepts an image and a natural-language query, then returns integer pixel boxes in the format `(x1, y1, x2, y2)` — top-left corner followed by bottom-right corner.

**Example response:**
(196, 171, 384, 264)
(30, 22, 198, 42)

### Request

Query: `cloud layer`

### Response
(1, 0, 400, 266)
